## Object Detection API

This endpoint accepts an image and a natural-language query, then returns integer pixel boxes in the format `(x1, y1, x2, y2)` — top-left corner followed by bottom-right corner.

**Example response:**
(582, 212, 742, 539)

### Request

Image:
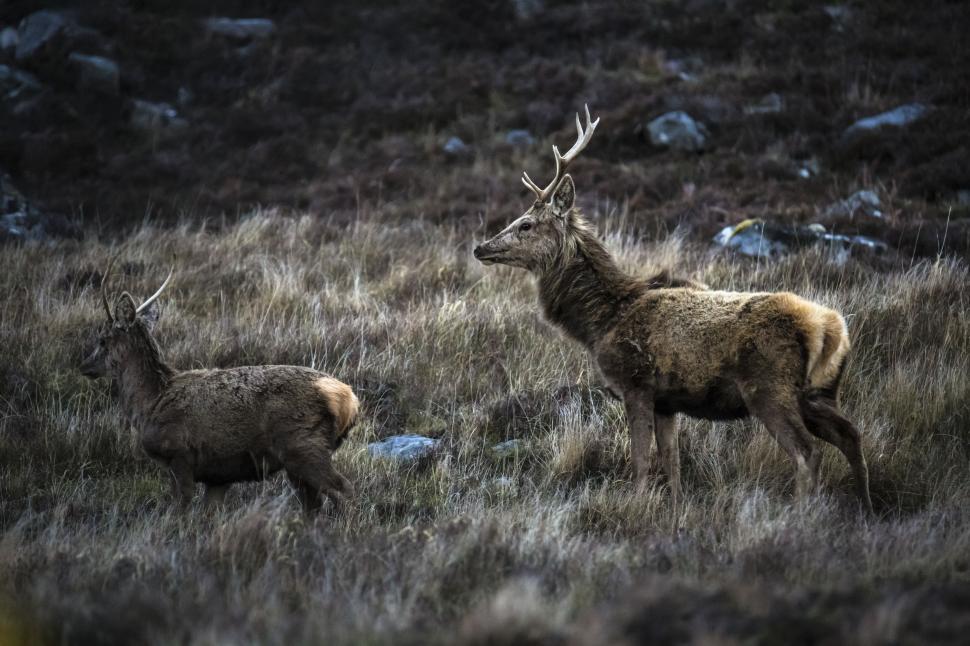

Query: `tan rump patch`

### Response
(775, 293, 850, 389)
(315, 377, 359, 436)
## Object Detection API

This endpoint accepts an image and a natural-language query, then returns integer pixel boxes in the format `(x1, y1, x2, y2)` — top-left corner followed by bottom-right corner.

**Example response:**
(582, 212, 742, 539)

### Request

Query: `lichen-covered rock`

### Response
(714, 218, 887, 258)
(713, 220, 788, 258)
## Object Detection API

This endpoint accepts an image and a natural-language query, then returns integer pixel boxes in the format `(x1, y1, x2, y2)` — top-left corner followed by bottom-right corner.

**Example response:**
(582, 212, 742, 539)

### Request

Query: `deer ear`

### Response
(140, 299, 161, 332)
(114, 293, 137, 326)
(551, 174, 575, 217)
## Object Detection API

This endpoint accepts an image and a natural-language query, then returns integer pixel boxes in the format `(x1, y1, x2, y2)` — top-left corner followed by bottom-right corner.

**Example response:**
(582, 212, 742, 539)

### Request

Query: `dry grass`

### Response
(2, 211, 970, 644)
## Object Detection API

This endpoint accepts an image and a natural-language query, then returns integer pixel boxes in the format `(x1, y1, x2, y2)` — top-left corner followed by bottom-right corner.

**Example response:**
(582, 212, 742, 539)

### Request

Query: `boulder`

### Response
(843, 103, 929, 139)
(505, 129, 535, 147)
(16, 11, 106, 62)
(0, 27, 17, 51)
(714, 218, 887, 258)
(744, 92, 784, 115)
(823, 189, 883, 219)
(713, 220, 788, 258)
(367, 434, 438, 461)
(68, 53, 119, 95)
(15, 11, 66, 60)
(443, 136, 469, 155)
(648, 111, 708, 152)
(1, 172, 80, 244)
(204, 18, 276, 41)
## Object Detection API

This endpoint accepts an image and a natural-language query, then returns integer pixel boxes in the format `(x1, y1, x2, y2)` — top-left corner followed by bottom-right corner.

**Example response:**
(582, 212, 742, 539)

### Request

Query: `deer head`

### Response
(474, 105, 599, 272)
(80, 256, 173, 379)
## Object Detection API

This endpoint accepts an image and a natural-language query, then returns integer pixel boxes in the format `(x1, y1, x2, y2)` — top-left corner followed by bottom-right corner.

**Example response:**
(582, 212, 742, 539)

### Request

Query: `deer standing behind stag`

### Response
(80, 258, 358, 512)
(475, 106, 873, 514)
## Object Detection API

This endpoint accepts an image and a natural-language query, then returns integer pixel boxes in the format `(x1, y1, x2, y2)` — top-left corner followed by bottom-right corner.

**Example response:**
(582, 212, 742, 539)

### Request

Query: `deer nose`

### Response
(473, 244, 486, 259)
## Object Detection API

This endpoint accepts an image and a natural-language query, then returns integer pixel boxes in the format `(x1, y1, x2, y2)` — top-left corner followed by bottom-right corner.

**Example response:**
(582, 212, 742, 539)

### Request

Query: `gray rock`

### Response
(68, 53, 119, 95)
(1, 211, 31, 240)
(713, 220, 788, 258)
(648, 111, 708, 152)
(0, 172, 79, 244)
(505, 129, 535, 147)
(443, 136, 468, 154)
(491, 439, 523, 457)
(797, 158, 821, 179)
(844, 103, 929, 139)
(0, 65, 43, 100)
(204, 17, 276, 40)
(130, 99, 187, 131)
(367, 434, 438, 461)
(714, 219, 887, 258)
(957, 190, 970, 206)
(816, 231, 887, 254)
(0, 27, 17, 51)
(16, 11, 66, 60)
(824, 189, 883, 219)
(745, 92, 784, 115)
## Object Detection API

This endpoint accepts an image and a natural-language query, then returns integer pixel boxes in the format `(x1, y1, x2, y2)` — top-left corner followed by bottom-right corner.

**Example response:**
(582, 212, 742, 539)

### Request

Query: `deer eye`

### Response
(519, 222, 532, 232)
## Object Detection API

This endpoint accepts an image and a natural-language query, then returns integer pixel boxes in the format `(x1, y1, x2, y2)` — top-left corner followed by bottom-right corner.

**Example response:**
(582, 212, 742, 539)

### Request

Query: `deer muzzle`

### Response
(473, 240, 504, 264)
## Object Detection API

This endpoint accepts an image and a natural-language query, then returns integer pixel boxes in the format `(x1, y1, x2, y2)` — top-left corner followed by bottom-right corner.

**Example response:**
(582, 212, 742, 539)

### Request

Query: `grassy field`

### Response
(2, 210, 970, 644)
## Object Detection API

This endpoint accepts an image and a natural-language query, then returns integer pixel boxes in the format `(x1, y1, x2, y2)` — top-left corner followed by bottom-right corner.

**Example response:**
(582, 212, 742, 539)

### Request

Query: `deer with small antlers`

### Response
(474, 106, 873, 513)
(80, 258, 358, 512)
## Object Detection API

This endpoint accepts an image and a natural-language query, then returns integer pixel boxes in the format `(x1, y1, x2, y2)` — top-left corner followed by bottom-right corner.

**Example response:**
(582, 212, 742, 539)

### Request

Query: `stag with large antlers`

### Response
(80, 257, 358, 512)
(474, 106, 873, 513)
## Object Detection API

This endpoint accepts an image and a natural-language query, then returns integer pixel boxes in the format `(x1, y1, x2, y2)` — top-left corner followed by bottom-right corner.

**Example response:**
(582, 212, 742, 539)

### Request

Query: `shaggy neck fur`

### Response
(537, 214, 643, 348)
(115, 324, 175, 424)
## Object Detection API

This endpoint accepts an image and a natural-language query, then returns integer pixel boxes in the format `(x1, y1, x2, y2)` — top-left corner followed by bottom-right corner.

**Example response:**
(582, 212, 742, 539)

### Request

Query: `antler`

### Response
(101, 253, 118, 320)
(521, 104, 600, 202)
(136, 260, 175, 314)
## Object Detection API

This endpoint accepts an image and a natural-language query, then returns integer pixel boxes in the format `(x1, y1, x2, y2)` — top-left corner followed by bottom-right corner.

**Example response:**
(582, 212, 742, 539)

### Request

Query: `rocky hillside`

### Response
(1, 0, 968, 257)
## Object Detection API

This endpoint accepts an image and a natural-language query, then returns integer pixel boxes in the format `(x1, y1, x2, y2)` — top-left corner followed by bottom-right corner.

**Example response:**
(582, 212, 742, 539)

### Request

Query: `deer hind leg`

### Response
(282, 440, 352, 515)
(742, 387, 818, 500)
(287, 473, 323, 512)
(654, 413, 681, 508)
(801, 396, 874, 514)
(623, 394, 655, 488)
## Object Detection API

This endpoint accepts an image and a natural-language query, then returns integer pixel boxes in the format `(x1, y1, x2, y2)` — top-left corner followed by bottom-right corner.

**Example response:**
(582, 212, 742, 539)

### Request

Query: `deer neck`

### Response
(537, 224, 640, 348)
(116, 327, 175, 425)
